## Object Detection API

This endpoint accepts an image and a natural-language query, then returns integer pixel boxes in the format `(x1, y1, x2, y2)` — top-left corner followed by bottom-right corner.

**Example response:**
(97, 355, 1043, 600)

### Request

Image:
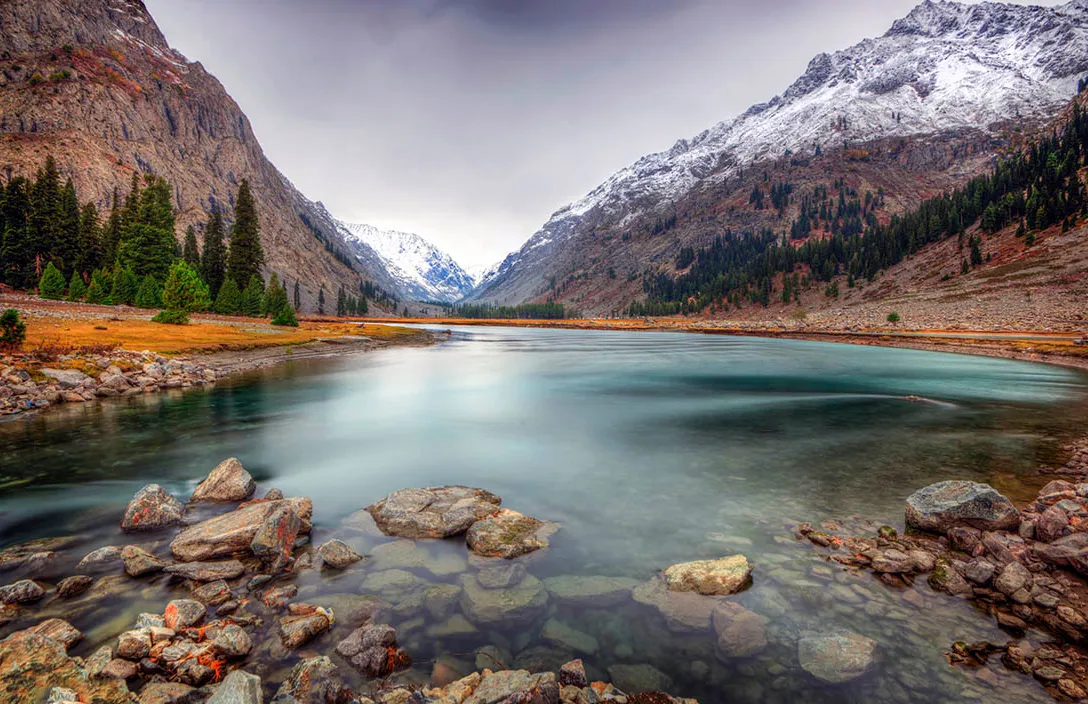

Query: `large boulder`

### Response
(797, 630, 879, 683)
(190, 458, 256, 503)
(663, 555, 752, 596)
(169, 497, 312, 561)
(466, 509, 556, 559)
(905, 481, 1019, 534)
(121, 484, 185, 532)
(366, 486, 501, 539)
(0, 629, 131, 703)
(459, 574, 548, 626)
(250, 503, 303, 572)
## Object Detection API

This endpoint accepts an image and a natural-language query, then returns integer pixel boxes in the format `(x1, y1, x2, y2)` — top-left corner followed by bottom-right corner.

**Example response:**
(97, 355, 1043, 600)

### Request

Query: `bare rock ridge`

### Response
(472, 0, 1088, 312)
(0, 0, 401, 311)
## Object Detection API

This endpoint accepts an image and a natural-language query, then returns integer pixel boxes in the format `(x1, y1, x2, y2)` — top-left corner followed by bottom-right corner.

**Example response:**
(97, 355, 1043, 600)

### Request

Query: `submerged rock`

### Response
(121, 484, 185, 532)
(466, 509, 556, 559)
(459, 574, 548, 626)
(541, 619, 598, 655)
(663, 555, 752, 596)
(905, 481, 1019, 533)
(317, 539, 363, 569)
(607, 663, 673, 695)
(542, 575, 638, 607)
(797, 630, 879, 683)
(632, 577, 718, 632)
(190, 458, 256, 503)
(170, 497, 312, 562)
(366, 486, 502, 539)
(712, 602, 768, 659)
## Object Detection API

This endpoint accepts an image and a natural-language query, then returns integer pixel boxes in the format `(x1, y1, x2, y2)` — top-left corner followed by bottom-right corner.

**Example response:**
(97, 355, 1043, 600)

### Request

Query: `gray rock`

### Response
(122, 545, 166, 577)
(994, 561, 1032, 597)
(40, 368, 90, 387)
(464, 670, 559, 704)
(559, 660, 587, 688)
(56, 575, 94, 598)
(164, 599, 206, 629)
(366, 486, 502, 539)
(0, 579, 45, 604)
(76, 546, 124, 573)
(273, 656, 355, 704)
(905, 481, 1019, 533)
(190, 458, 256, 503)
(208, 670, 261, 704)
(250, 504, 303, 572)
(542, 575, 638, 607)
(712, 602, 769, 659)
(211, 624, 252, 658)
(1036, 505, 1068, 543)
(460, 574, 548, 626)
(466, 509, 556, 559)
(871, 549, 914, 573)
(121, 484, 185, 532)
(170, 498, 312, 562)
(317, 539, 363, 569)
(541, 619, 598, 655)
(335, 623, 410, 678)
(663, 555, 752, 596)
(1033, 532, 1088, 575)
(797, 630, 879, 683)
(963, 560, 995, 585)
(607, 664, 673, 694)
(163, 560, 245, 582)
(632, 576, 718, 632)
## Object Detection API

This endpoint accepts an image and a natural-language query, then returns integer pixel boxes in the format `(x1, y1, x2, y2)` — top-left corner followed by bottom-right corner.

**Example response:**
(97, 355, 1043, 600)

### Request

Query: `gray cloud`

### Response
(143, 0, 1067, 268)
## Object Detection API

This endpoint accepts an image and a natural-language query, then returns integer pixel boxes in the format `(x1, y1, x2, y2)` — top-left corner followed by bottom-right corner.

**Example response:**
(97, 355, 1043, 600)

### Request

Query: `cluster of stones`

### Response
(0, 349, 218, 416)
(800, 478, 1088, 700)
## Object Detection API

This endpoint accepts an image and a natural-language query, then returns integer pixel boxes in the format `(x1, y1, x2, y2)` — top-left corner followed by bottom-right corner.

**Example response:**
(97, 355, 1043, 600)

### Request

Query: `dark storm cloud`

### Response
(142, 0, 1065, 268)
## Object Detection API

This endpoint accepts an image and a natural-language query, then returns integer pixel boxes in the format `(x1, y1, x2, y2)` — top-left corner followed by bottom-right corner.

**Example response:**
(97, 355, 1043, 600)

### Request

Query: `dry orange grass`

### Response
(23, 313, 424, 356)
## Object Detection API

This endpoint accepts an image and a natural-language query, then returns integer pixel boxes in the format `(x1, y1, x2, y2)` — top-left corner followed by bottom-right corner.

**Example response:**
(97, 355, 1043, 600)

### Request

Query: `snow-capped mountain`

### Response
(473, 0, 1088, 304)
(337, 222, 476, 303)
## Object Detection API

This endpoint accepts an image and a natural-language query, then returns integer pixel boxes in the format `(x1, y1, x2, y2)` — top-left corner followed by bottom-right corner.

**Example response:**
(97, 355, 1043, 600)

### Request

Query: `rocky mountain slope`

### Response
(337, 222, 475, 303)
(473, 0, 1088, 311)
(0, 0, 399, 311)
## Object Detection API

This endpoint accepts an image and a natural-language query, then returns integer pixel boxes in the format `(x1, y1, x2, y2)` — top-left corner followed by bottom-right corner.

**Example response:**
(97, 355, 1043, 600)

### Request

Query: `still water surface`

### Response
(2, 326, 1087, 702)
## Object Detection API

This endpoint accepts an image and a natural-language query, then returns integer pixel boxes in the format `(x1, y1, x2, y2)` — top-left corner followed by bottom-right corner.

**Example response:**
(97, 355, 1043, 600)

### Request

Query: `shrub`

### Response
(262, 273, 288, 318)
(85, 269, 110, 304)
(213, 277, 243, 315)
(66, 272, 87, 301)
(241, 275, 265, 318)
(49, 69, 71, 82)
(109, 266, 139, 306)
(38, 262, 66, 299)
(151, 309, 189, 325)
(27, 72, 45, 86)
(887, 311, 901, 324)
(134, 274, 162, 309)
(271, 304, 299, 327)
(0, 309, 27, 349)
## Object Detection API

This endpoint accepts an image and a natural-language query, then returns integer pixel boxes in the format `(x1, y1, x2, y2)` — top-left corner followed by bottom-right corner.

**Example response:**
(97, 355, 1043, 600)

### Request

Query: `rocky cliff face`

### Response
(472, 0, 1088, 310)
(0, 0, 398, 311)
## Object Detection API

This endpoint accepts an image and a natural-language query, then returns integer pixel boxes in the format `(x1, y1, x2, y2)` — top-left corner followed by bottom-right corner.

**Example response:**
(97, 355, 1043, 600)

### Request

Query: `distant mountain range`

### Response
(337, 222, 476, 303)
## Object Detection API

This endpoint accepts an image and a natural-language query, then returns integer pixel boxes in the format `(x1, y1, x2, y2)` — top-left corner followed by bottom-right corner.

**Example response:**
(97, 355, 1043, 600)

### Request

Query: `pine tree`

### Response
(182, 225, 200, 268)
(241, 274, 265, 317)
(0, 177, 33, 289)
(85, 269, 110, 304)
(213, 277, 243, 315)
(293, 280, 300, 309)
(110, 266, 139, 305)
(66, 271, 86, 301)
(76, 203, 102, 276)
(134, 274, 163, 309)
(336, 286, 346, 316)
(271, 304, 299, 327)
(56, 178, 80, 273)
(317, 286, 326, 315)
(118, 175, 176, 279)
(38, 261, 65, 299)
(28, 156, 62, 276)
(358, 296, 368, 316)
(155, 261, 210, 324)
(226, 179, 263, 288)
(101, 188, 123, 268)
(200, 211, 227, 299)
(262, 272, 288, 318)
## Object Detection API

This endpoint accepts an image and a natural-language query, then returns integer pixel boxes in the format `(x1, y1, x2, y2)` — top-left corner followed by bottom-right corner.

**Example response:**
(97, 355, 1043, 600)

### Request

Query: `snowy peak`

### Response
(337, 222, 475, 303)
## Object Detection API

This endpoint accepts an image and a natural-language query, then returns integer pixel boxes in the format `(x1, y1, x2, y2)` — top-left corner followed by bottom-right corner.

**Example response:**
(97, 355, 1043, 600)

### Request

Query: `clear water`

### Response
(2, 326, 1086, 703)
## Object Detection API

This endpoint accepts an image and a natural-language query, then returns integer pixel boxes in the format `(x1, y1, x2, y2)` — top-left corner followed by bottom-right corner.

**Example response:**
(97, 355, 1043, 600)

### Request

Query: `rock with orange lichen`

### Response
(121, 484, 185, 533)
(335, 623, 411, 679)
(278, 605, 334, 650)
(250, 503, 302, 573)
(0, 628, 133, 703)
(169, 498, 312, 562)
(273, 656, 356, 703)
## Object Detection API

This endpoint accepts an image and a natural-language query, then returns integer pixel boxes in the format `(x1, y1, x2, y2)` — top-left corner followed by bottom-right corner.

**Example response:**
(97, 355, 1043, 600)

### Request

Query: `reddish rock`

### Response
(0, 630, 131, 702)
(121, 484, 185, 532)
(190, 457, 256, 503)
(169, 497, 312, 562)
(250, 503, 302, 572)
(366, 486, 502, 539)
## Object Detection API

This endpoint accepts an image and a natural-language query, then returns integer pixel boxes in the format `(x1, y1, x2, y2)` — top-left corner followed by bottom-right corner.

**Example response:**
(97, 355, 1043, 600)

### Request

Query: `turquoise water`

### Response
(1, 327, 1085, 702)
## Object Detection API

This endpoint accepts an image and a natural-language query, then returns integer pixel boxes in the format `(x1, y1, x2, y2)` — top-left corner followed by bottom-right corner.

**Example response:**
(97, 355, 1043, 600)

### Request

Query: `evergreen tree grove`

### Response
(135, 274, 163, 309)
(38, 262, 65, 299)
(213, 277, 243, 315)
(262, 272, 289, 318)
(226, 179, 263, 289)
(241, 274, 265, 318)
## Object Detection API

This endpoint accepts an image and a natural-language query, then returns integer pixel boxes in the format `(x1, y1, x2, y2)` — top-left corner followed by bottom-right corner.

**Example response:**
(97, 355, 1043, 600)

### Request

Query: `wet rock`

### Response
(0, 630, 130, 702)
(0, 537, 75, 573)
(476, 561, 527, 589)
(279, 606, 334, 649)
(607, 664, 672, 695)
(28, 619, 82, 650)
(164, 599, 207, 629)
(797, 630, 879, 683)
(712, 602, 769, 659)
(56, 575, 93, 598)
(466, 509, 556, 559)
(994, 561, 1032, 597)
(909, 549, 937, 572)
(871, 549, 914, 574)
(123, 545, 167, 577)
(211, 624, 253, 658)
(424, 584, 463, 619)
(465, 669, 559, 704)
(46, 687, 78, 703)
(336, 623, 411, 678)
(208, 670, 261, 704)
(76, 545, 124, 572)
(1059, 679, 1087, 699)
(121, 484, 186, 532)
(0, 579, 45, 604)
(947, 526, 982, 553)
(317, 539, 363, 569)
(191, 580, 233, 606)
(190, 458, 256, 503)
(273, 655, 355, 703)
(663, 555, 752, 596)
(260, 584, 298, 610)
(541, 619, 598, 655)
(905, 481, 1019, 533)
(163, 559, 245, 582)
(963, 560, 995, 586)
(426, 614, 478, 638)
(137, 682, 199, 704)
(117, 629, 152, 660)
(100, 658, 138, 680)
(460, 574, 548, 626)
(1036, 504, 1069, 543)
(1033, 532, 1088, 575)
(366, 486, 502, 539)
(170, 497, 312, 562)
(251, 503, 303, 572)
(559, 660, 587, 688)
(542, 575, 638, 607)
(632, 577, 717, 632)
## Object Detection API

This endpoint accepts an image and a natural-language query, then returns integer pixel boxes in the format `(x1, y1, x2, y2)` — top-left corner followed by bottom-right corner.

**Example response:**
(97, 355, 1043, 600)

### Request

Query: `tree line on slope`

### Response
(630, 105, 1088, 316)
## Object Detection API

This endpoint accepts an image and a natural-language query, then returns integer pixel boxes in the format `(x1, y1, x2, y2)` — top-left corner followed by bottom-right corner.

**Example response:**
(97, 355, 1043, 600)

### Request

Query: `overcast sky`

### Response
(143, 0, 1066, 269)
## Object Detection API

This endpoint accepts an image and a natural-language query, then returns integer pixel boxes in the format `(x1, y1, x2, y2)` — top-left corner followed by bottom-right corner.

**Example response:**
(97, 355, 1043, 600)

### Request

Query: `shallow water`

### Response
(2, 326, 1087, 702)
